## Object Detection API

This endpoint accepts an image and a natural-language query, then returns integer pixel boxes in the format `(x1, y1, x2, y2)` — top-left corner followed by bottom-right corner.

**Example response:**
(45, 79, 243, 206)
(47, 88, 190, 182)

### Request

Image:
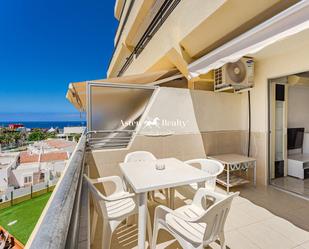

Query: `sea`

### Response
(0, 121, 86, 129)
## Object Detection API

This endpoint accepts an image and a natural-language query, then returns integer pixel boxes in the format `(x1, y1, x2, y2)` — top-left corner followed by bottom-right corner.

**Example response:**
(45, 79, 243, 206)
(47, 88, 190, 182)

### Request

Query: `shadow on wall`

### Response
(89, 87, 206, 178)
(88, 87, 267, 186)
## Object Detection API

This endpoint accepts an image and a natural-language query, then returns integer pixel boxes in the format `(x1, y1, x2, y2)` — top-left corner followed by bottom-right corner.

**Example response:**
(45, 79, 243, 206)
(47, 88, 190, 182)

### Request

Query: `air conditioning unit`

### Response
(214, 57, 254, 92)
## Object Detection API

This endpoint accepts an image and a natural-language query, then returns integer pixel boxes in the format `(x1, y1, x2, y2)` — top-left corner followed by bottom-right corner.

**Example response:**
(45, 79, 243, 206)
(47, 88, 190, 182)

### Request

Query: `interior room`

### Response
(270, 72, 309, 198)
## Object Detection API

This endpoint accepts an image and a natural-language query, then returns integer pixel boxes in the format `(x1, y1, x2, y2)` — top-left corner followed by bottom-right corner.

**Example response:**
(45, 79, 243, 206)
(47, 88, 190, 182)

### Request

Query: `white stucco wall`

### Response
(0, 168, 9, 191)
(240, 28, 309, 184)
(250, 28, 309, 133)
(138, 87, 200, 135)
(11, 161, 66, 187)
(190, 90, 247, 132)
(0, 154, 18, 191)
(12, 163, 39, 187)
(64, 126, 86, 134)
(137, 87, 247, 135)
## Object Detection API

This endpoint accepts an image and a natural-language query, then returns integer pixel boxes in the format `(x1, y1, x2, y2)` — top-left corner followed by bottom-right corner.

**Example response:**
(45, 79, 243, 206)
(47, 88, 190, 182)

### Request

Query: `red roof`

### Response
(20, 151, 39, 163)
(8, 124, 24, 129)
(20, 151, 68, 163)
(40, 152, 68, 162)
(44, 139, 75, 149)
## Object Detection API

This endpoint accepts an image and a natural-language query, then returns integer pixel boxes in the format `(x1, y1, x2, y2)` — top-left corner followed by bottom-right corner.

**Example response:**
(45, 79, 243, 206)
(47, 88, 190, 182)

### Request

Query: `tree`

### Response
(28, 130, 46, 141)
(12, 132, 21, 144)
(70, 133, 81, 142)
(0, 134, 5, 145)
(45, 132, 57, 139)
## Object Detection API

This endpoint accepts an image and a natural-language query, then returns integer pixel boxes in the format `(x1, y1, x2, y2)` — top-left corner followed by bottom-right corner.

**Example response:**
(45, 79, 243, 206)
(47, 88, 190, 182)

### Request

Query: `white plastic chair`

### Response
(124, 151, 169, 205)
(152, 189, 239, 249)
(124, 151, 157, 163)
(84, 174, 152, 249)
(185, 159, 224, 191)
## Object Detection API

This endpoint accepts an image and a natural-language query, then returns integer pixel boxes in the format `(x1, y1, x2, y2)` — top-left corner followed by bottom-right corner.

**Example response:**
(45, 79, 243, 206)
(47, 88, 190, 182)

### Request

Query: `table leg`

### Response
(138, 192, 147, 249)
(227, 164, 230, 194)
(169, 188, 175, 209)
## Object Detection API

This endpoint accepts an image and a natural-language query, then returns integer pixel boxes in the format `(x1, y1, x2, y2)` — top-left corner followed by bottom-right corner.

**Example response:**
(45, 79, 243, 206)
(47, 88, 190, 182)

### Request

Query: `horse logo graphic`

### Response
(144, 117, 160, 128)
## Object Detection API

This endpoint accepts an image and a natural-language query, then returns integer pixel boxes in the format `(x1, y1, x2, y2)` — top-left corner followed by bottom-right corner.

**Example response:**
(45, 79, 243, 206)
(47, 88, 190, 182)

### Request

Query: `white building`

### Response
(11, 155, 68, 188)
(63, 126, 85, 135)
(0, 153, 19, 192)
(57, 126, 86, 140)
(12, 139, 76, 188)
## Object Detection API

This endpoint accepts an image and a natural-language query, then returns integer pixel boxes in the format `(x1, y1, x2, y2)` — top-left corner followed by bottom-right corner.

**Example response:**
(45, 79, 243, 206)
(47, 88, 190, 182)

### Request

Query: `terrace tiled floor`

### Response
(271, 176, 309, 199)
(237, 185, 309, 232)
(97, 185, 309, 249)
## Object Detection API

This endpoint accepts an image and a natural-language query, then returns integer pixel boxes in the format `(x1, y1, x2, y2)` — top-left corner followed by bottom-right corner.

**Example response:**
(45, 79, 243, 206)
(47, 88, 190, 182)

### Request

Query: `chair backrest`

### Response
(200, 192, 239, 245)
(84, 175, 109, 219)
(185, 159, 224, 176)
(124, 151, 156, 163)
(185, 159, 224, 190)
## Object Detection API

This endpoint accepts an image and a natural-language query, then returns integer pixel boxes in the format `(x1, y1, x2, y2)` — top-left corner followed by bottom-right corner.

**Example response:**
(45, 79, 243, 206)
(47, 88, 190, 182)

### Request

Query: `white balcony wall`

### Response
(89, 87, 250, 187)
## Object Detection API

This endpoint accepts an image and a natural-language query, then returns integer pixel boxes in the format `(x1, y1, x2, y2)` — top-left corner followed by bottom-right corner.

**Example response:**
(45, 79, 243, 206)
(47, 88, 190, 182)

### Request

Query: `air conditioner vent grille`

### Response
(214, 68, 223, 86)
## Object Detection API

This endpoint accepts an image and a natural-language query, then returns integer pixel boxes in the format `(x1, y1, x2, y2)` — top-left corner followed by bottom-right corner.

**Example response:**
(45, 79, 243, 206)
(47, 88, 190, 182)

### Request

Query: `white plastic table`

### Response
(120, 157, 211, 249)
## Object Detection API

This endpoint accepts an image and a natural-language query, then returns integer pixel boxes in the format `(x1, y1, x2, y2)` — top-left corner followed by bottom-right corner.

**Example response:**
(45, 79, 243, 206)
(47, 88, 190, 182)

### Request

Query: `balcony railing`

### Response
(25, 133, 87, 249)
(87, 129, 135, 149)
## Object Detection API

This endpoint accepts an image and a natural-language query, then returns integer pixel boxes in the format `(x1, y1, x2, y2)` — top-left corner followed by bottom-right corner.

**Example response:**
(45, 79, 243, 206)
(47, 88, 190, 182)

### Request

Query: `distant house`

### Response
(57, 126, 86, 140)
(47, 127, 56, 133)
(0, 139, 76, 189)
(8, 123, 24, 130)
(0, 153, 19, 192)
(12, 151, 69, 187)
(63, 126, 85, 135)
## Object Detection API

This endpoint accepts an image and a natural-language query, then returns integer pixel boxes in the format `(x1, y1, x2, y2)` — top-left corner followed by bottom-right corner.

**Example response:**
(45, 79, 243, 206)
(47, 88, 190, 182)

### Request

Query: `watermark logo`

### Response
(144, 117, 161, 128)
(120, 117, 187, 129)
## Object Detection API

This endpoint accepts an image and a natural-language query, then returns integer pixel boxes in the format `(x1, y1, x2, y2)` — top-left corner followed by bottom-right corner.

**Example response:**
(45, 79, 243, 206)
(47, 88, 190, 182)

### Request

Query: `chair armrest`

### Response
(105, 192, 135, 202)
(192, 188, 228, 207)
(89, 175, 122, 184)
(84, 174, 125, 195)
(154, 205, 197, 223)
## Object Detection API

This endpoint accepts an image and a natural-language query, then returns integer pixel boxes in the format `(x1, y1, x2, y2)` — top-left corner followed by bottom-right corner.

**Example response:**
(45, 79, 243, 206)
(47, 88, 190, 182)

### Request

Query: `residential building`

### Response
(0, 139, 76, 192)
(68, 0, 309, 194)
(27, 1, 309, 249)
(11, 139, 76, 188)
(8, 124, 24, 130)
(12, 151, 68, 188)
(0, 152, 19, 192)
(56, 126, 86, 140)
(63, 126, 86, 135)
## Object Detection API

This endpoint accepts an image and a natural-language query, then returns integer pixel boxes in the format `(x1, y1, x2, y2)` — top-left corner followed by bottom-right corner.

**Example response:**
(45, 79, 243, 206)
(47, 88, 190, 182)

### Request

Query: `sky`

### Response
(0, 0, 117, 121)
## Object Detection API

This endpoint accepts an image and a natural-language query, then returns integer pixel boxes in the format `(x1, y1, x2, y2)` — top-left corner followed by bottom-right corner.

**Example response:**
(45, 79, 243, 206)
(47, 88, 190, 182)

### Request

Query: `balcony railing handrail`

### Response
(25, 133, 87, 249)
(86, 129, 135, 135)
(86, 129, 136, 149)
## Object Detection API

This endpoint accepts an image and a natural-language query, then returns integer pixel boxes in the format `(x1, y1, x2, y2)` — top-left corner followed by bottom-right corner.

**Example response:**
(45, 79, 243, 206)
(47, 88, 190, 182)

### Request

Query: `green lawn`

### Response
(0, 192, 52, 244)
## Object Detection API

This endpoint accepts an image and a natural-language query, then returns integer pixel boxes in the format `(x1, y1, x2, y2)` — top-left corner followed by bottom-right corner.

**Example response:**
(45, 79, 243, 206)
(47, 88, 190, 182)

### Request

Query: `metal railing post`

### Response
(10, 191, 13, 206)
